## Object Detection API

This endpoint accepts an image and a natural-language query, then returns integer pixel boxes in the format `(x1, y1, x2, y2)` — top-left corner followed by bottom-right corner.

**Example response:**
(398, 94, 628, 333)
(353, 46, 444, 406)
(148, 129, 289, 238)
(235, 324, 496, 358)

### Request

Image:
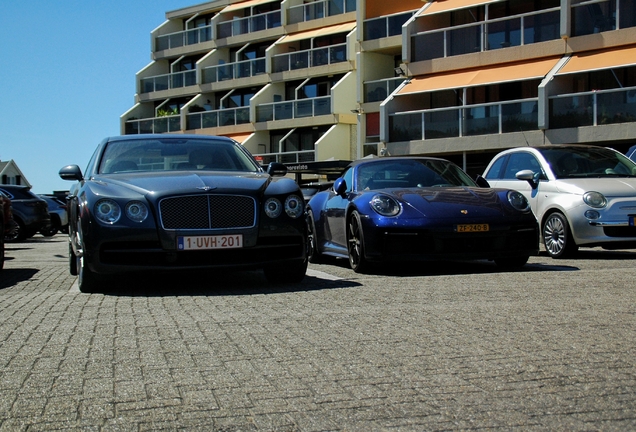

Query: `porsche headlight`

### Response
(370, 194, 401, 217)
(583, 191, 607, 208)
(285, 195, 304, 219)
(507, 191, 530, 212)
(125, 201, 149, 223)
(264, 197, 282, 218)
(95, 199, 121, 224)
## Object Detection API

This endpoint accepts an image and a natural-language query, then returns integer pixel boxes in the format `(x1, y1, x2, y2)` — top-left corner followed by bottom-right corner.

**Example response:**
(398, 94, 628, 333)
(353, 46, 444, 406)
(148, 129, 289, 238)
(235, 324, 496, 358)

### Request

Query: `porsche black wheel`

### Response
(543, 212, 578, 259)
(347, 211, 370, 273)
(306, 210, 323, 264)
(264, 259, 308, 284)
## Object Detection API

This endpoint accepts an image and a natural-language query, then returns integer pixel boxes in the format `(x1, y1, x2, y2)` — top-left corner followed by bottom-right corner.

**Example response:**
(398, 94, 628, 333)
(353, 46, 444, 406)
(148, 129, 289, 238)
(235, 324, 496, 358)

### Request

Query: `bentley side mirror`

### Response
(59, 165, 83, 182)
(266, 162, 287, 177)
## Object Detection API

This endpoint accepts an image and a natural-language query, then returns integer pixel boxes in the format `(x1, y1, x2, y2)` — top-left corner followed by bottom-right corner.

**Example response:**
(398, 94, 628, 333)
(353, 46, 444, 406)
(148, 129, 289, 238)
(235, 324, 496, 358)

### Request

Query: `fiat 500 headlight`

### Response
(95, 199, 121, 224)
(583, 191, 607, 208)
(370, 194, 401, 216)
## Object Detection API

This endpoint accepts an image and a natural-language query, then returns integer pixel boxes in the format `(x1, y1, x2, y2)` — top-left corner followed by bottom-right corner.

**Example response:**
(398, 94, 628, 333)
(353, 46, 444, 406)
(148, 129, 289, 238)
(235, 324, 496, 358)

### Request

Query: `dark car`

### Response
(0, 190, 11, 270)
(39, 194, 69, 236)
(59, 134, 307, 293)
(0, 185, 51, 242)
(306, 157, 539, 272)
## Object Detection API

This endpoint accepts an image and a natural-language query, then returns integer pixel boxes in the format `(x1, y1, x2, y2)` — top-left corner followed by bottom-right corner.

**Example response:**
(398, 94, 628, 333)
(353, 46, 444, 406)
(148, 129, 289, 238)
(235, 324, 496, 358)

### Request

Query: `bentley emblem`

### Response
(197, 186, 216, 191)
(460, 210, 468, 214)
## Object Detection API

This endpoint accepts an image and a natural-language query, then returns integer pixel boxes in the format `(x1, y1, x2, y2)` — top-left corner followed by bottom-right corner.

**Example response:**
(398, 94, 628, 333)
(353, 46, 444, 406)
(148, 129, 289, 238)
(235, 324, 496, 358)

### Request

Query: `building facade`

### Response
(121, 0, 636, 177)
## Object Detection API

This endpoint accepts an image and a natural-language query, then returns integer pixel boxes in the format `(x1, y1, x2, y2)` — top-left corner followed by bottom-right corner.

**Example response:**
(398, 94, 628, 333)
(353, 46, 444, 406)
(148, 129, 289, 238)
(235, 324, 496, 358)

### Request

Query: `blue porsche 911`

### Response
(306, 157, 539, 272)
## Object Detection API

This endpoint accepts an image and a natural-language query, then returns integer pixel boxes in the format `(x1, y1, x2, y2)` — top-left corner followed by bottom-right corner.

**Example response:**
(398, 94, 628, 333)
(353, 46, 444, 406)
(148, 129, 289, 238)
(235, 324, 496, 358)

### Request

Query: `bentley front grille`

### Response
(159, 194, 256, 230)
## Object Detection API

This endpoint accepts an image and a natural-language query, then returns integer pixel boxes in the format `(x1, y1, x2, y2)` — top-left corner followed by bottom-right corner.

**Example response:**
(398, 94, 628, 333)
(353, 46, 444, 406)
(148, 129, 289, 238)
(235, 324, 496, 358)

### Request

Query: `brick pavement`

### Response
(1, 235, 635, 430)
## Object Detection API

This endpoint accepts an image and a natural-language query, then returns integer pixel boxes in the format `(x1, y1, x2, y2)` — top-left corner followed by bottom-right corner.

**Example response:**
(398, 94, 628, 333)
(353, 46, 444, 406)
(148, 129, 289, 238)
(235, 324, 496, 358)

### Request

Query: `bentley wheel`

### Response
(347, 211, 369, 273)
(307, 210, 323, 264)
(69, 242, 78, 276)
(78, 255, 99, 293)
(543, 212, 578, 259)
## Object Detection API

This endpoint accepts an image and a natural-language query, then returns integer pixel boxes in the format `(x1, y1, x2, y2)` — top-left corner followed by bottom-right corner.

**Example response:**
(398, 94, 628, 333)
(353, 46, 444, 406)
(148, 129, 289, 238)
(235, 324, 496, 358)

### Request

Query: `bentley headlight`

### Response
(583, 191, 607, 208)
(95, 199, 121, 224)
(125, 201, 149, 223)
(370, 194, 401, 216)
(264, 197, 282, 218)
(285, 195, 304, 219)
(507, 190, 530, 212)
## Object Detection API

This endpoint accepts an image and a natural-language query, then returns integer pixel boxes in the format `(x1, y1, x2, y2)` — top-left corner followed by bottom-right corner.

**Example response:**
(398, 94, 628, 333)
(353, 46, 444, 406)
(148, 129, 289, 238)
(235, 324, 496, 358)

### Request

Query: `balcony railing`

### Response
(253, 150, 316, 164)
(217, 10, 281, 38)
(186, 107, 250, 130)
(364, 11, 415, 40)
(125, 116, 181, 135)
(256, 96, 331, 122)
(364, 77, 406, 103)
(155, 26, 213, 51)
(549, 86, 636, 129)
(202, 58, 266, 84)
(389, 99, 539, 141)
(287, 0, 356, 25)
(272, 44, 347, 72)
(140, 70, 196, 93)
(411, 8, 560, 62)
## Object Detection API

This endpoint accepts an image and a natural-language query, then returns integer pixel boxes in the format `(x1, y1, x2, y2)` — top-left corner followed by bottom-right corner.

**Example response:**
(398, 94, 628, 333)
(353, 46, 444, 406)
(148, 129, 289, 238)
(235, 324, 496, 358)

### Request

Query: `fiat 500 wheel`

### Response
(543, 212, 578, 258)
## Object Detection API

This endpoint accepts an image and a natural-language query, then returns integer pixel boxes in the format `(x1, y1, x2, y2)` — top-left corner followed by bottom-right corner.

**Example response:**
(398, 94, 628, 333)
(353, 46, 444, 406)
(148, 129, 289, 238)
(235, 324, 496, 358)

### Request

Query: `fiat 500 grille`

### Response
(159, 195, 256, 230)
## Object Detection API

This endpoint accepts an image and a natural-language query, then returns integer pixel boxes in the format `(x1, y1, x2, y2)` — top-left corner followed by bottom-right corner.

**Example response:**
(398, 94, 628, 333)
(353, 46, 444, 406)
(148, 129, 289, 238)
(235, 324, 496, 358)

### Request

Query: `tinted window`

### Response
(484, 156, 506, 180)
(503, 153, 542, 179)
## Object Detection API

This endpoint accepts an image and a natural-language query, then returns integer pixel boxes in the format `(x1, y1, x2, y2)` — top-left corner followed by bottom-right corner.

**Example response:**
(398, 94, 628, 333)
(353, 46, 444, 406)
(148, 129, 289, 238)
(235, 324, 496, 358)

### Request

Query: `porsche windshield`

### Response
(98, 138, 261, 174)
(357, 159, 476, 190)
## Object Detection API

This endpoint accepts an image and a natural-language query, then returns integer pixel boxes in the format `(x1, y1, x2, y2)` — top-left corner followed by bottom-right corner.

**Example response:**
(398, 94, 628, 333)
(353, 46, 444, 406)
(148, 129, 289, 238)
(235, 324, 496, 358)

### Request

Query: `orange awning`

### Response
(417, 0, 502, 16)
(557, 45, 636, 75)
(224, 133, 253, 143)
(277, 21, 356, 44)
(397, 57, 561, 95)
(366, 0, 424, 19)
(222, 0, 278, 13)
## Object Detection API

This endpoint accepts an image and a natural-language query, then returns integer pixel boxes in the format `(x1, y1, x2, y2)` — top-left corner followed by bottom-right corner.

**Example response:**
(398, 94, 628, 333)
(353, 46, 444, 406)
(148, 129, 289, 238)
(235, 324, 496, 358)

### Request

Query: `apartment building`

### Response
(121, 0, 636, 177)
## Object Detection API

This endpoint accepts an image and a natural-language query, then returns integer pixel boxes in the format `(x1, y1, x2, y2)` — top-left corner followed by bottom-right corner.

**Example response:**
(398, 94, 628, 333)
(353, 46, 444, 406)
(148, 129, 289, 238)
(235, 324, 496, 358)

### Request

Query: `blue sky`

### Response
(0, 1, 201, 194)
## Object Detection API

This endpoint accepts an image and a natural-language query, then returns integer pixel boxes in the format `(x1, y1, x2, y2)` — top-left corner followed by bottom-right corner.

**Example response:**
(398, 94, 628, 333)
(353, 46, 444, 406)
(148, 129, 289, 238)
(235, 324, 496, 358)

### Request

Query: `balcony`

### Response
(253, 150, 316, 164)
(411, 8, 560, 62)
(364, 77, 406, 103)
(287, 0, 356, 25)
(125, 116, 181, 134)
(202, 58, 266, 84)
(217, 10, 281, 38)
(272, 44, 347, 72)
(187, 107, 250, 130)
(389, 99, 539, 141)
(256, 96, 331, 122)
(364, 11, 415, 40)
(140, 70, 197, 94)
(155, 26, 213, 51)
(549, 86, 636, 129)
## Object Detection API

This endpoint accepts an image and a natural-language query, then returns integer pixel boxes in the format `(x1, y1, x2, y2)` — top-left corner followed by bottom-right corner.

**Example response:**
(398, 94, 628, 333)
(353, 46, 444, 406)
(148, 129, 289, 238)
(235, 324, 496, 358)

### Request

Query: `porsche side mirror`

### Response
(333, 178, 347, 196)
(59, 165, 83, 182)
(266, 162, 287, 177)
(475, 175, 490, 188)
(516, 169, 538, 189)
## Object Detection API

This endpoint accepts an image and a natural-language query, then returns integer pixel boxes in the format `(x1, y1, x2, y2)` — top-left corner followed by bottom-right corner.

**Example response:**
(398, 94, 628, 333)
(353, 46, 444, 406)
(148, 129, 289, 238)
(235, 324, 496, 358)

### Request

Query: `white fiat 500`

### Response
(482, 145, 636, 258)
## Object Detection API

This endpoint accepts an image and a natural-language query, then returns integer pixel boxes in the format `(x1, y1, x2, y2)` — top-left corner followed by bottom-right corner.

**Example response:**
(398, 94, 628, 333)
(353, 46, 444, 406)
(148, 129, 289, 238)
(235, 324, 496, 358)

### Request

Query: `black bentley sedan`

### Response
(59, 135, 307, 292)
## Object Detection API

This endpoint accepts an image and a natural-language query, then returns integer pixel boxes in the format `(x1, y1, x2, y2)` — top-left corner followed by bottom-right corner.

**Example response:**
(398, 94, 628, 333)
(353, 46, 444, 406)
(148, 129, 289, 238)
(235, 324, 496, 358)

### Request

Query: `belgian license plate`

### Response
(177, 234, 243, 250)
(456, 224, 489, 233)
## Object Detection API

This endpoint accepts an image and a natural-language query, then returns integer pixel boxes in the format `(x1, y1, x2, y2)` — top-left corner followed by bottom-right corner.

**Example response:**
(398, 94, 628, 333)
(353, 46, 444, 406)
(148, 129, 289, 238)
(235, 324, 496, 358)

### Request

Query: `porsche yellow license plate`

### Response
(456, 224, 489, 233)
